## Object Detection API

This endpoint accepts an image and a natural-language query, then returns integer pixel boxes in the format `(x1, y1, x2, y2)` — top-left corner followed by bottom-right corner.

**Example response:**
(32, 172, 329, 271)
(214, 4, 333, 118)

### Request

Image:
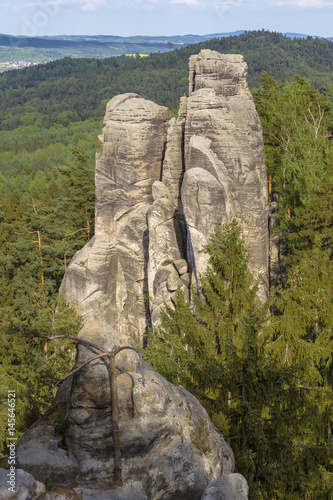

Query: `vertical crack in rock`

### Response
(142, 227, 151, 346)
(147, 95, 190, 327)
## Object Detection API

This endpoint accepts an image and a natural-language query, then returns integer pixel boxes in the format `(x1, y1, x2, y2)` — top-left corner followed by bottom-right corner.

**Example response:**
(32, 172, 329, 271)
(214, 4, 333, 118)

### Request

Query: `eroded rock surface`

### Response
(61, 94, 170, 343)
(16, 321, 234, 500)
(184, 51, 268, 297)
(68, 322, 234, 498)
(0, 468, 45, 500)
(200, 473, 249, 500)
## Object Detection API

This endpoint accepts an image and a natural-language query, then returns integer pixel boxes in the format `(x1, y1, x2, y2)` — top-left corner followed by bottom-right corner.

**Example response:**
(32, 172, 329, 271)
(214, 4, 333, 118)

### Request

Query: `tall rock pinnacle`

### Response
(61, 50, 269, 342)
(60, 93, 170, 343)
(184, 50, 268, 296)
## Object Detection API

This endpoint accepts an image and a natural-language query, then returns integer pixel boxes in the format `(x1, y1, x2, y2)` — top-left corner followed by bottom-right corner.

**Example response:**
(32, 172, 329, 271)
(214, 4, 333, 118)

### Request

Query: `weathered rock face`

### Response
(184, 51, 268, 296)
(61, 93, 170, 343)
(61, 48, 268, 341)
(16, 321, 234, 500)
(147, 181, 185, 326)
(188, 51, 249, 97)
(0, 468, 45, 500)
(200, 473, 249, 500)
(41, 487, 147, 500)
(69, 322, 234, 498)
(95, 93, 171, 239)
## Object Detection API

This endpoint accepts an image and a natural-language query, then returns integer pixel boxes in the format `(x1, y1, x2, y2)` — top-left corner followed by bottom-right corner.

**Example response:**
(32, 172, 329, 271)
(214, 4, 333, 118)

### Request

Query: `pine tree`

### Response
(0, 147, 94, 454)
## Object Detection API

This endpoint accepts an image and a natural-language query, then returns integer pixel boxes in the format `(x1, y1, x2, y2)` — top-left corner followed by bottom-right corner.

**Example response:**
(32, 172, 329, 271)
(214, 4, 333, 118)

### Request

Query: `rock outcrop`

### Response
(184, 51, 268, 298)
(16, 321, 234, 500)
(61, 49, 269, 340)
(0, 468, 45, 500)
(60, 93, 170, 343)
(200, 473, 249, 500)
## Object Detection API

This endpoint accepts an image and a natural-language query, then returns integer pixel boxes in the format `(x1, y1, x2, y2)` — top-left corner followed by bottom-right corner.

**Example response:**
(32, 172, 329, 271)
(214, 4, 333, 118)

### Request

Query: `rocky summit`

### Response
(16, 321, 234, 499)
(12, 49, 266, 499)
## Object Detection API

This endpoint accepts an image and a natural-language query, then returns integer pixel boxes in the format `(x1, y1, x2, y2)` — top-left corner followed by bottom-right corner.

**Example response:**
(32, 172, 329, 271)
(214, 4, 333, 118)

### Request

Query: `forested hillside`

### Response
(0, 32, 244, 66)
(1, 30, 333, 128)
(0, 30, 333, 497)
(1, 31, 333, 199)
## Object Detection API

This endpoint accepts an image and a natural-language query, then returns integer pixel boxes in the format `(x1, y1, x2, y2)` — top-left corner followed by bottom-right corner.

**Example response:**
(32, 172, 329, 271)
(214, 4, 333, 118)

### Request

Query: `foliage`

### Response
(0, 298, 81, 456)
(0, 146, 94, 455)
(144, 221, 333, 499)
(1, 31, 333, 137)
(254, 73, 333, 214)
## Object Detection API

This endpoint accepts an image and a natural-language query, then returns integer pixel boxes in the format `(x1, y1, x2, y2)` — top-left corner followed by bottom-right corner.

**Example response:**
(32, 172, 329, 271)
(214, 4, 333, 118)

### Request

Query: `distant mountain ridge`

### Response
(1, 30, 332, 44)
(1, 30, 332, 67)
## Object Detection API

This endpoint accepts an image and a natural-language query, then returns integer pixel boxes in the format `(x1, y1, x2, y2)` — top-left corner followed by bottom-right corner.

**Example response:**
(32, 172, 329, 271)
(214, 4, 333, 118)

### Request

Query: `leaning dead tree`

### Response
(44, 334, 145, 487)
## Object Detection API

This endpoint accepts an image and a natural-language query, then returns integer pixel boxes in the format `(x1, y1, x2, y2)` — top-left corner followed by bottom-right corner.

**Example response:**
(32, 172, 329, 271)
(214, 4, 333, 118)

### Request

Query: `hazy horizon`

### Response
(1, 30, 331, 39)
(1, 1, 333, 40)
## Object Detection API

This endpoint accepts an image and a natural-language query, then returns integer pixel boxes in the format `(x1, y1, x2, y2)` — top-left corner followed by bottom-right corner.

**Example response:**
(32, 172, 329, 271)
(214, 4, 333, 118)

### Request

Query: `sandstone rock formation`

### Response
(40, 488, 147, 500)
(60, 93, 170, 343)
(184, 51, 268, 295)
(61, 49, 269, 340)
(200, 473, 249, 500)
(13, 49, 270, 500)
(16, 321, 234, 500)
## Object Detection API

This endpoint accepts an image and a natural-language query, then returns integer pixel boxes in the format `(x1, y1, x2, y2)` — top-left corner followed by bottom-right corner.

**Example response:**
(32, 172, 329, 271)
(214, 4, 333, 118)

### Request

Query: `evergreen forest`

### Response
(0, 30, 332, 498)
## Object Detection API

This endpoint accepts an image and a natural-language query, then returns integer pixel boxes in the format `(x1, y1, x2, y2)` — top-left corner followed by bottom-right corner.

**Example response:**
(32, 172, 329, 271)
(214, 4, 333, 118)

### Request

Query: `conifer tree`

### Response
(145, 220, 333, 499)
(254, 74, 333, 217)
(0, 146, 94, 455)
(145, 221, 270, 494)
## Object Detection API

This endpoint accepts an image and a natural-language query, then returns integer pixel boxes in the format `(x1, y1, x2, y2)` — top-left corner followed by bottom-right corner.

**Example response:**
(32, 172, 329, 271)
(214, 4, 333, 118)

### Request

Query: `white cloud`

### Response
(276, 0, 333, 6)
(52, 0, 106, 11)
(171, 0, 201, 5)
(169, 0, 244, 9)
(171, 0, 333, 7)
(81, 0, 106, 10)
(10, 0, 245, 10)
(17, 0, 333, 15)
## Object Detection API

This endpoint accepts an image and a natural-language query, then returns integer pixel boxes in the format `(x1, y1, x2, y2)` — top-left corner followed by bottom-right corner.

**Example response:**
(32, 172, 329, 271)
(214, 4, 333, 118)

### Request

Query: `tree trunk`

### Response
(37, 228, 44, 285)
(109, 354, 122, 486)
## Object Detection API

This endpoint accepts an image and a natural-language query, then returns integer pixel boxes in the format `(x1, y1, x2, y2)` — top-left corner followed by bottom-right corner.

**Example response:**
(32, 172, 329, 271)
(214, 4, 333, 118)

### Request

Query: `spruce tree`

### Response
(144, 220, 333, 499)
(145, 221, 271, 495)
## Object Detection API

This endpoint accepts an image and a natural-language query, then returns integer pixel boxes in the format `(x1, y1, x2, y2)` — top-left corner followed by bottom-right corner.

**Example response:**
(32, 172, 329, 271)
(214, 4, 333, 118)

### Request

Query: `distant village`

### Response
(0, 60, 43, 72)
(0, 55, 150, 72)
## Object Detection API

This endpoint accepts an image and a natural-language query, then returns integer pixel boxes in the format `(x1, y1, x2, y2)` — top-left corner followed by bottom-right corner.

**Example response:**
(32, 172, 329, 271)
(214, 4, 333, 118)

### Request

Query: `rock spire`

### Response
(61, 49, 269, 342)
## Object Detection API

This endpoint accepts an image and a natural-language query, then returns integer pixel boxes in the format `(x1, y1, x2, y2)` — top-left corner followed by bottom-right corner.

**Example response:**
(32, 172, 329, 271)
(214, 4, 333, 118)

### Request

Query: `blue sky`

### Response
(1, 0, 333, 38)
